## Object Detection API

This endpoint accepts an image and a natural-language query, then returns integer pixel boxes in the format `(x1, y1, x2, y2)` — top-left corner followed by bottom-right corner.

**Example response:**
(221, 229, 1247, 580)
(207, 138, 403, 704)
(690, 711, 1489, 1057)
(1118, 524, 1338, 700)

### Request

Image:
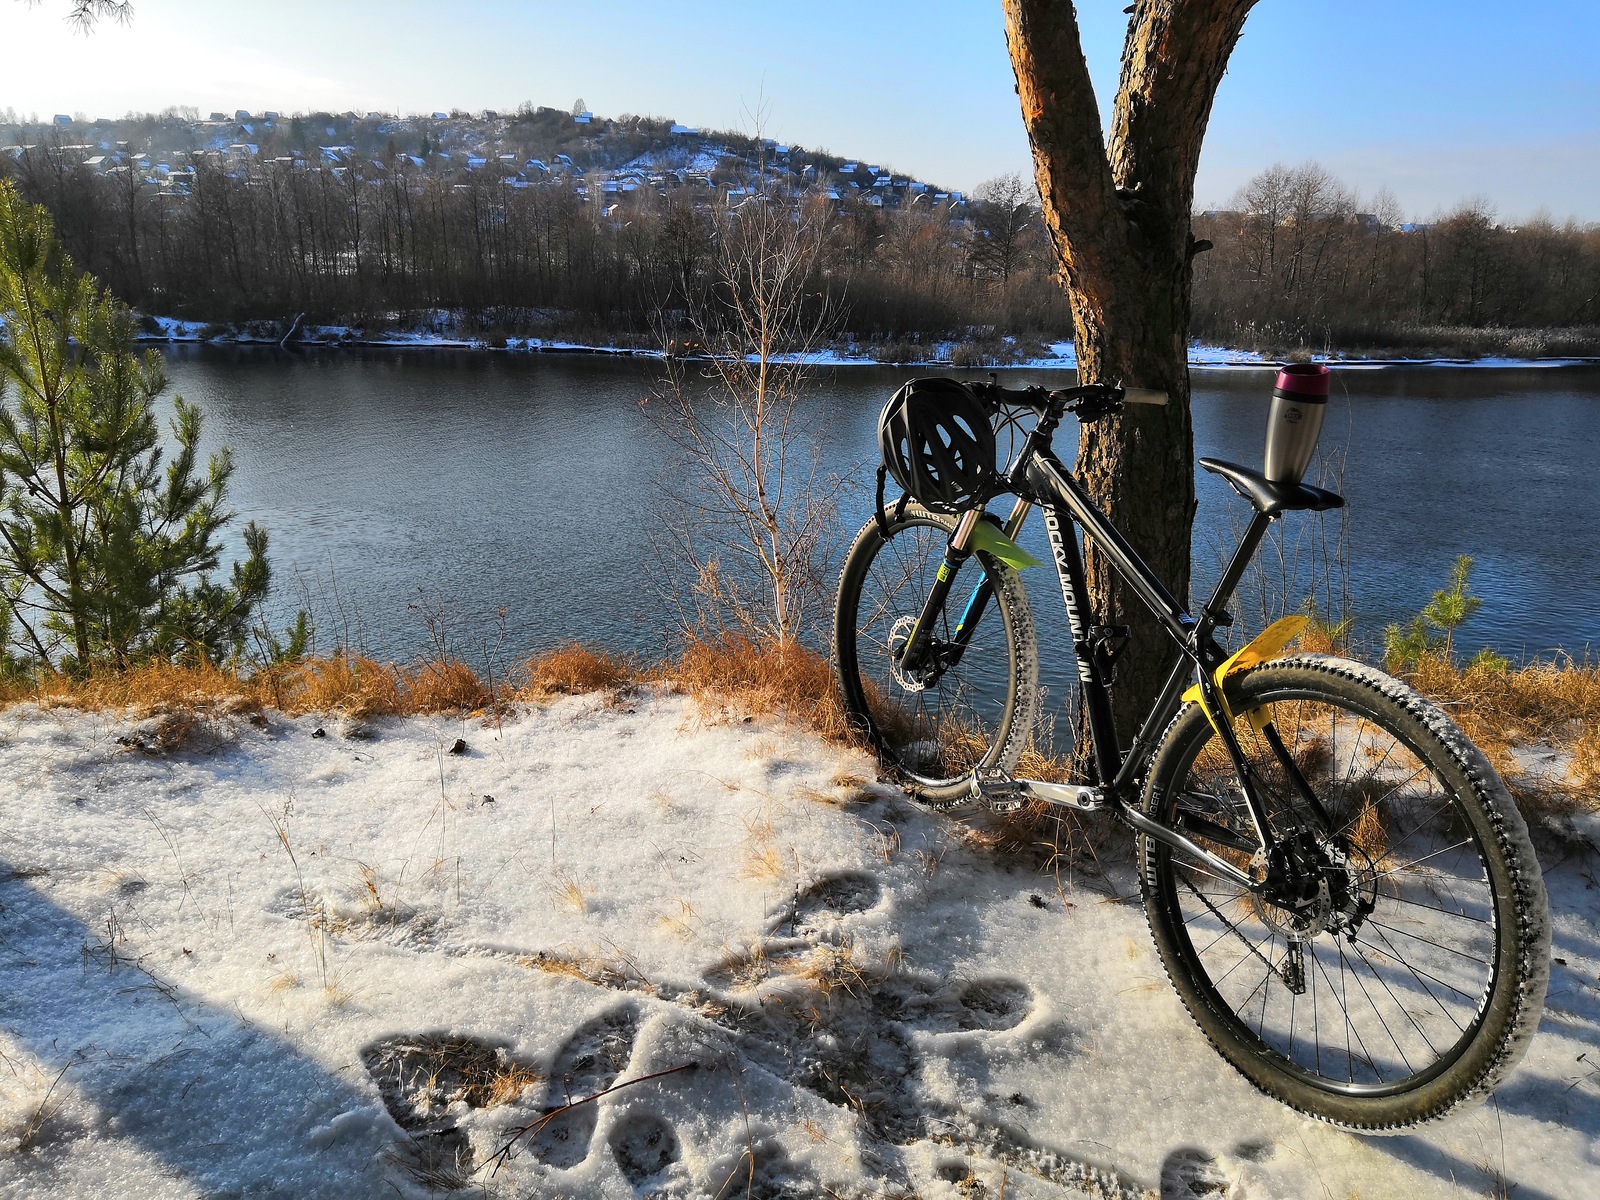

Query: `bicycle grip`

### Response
(1122, 388, 1169, 406)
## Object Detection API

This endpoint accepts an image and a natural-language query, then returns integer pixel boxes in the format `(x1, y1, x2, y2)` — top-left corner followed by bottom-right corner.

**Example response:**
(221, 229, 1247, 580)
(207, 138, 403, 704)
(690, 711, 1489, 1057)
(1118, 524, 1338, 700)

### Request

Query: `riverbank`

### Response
(135, 316, 1600, 371)
(1, 664, 1597, 1198)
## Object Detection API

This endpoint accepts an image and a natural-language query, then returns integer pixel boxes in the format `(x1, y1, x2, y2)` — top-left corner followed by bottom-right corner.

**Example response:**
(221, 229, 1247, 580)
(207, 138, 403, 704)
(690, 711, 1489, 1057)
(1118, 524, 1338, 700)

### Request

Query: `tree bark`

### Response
(1003, 0, 1256, 746)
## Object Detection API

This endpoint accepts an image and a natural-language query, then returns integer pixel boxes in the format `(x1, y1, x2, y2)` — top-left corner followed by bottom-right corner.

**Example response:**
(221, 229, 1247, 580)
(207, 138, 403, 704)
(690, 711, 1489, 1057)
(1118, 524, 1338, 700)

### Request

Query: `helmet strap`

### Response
(873, 462, 910, 540)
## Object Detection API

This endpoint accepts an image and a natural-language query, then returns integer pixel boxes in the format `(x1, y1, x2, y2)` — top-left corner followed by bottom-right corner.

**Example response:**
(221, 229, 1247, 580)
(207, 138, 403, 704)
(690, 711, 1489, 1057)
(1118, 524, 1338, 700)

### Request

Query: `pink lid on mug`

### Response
(1274, 362, 1330, 398)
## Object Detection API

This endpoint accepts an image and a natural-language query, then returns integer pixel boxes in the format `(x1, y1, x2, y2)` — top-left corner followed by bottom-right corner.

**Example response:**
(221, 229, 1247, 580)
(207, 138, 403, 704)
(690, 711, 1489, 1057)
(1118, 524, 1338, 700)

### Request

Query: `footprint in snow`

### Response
(1159, 1147, 1235, 1199)
(782, 870, 882, 932)
(609, 1110, 682, 1191)
(530, 1006, 643, 1169)
(360, 1033, 537, 1182)
(954, 977, 1033, 1032)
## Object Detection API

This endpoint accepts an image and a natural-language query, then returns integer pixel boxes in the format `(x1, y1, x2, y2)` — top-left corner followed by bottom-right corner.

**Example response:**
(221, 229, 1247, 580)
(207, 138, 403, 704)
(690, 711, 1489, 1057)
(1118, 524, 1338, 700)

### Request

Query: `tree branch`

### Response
(1002, 0, 1127, 301)
(1111, 0, 1259, 230)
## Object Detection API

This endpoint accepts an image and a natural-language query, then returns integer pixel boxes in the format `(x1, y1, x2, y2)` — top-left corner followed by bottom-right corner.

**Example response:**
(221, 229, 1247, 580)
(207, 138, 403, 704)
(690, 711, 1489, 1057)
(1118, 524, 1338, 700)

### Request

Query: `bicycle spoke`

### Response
(1155, 675, 1506, 1098)
(1365, 917, 1489, 965)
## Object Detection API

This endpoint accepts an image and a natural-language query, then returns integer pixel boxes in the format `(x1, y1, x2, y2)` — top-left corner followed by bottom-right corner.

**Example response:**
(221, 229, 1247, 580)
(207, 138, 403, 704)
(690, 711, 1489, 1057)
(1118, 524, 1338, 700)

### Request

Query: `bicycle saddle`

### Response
(1199, 458, 1345, 516)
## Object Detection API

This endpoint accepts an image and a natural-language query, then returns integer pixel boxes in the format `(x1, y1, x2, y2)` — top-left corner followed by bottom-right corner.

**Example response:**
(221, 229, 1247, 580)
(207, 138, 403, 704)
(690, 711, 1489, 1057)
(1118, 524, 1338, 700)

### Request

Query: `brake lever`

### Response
(1068, 385, 1124, 423)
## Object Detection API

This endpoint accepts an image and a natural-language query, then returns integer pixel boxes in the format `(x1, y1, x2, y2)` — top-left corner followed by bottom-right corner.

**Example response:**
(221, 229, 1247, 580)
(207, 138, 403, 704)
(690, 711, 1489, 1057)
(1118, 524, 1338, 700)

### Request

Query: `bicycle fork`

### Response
(895, 498, 1033, 679)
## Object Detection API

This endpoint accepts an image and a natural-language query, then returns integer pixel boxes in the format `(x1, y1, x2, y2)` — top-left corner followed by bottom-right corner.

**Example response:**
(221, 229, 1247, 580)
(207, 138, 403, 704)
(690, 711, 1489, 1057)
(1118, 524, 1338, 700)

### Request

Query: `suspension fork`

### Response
(952, 497, 1032, 647)
(896, 508, 980, 672)
(898, 498, 1031, 672)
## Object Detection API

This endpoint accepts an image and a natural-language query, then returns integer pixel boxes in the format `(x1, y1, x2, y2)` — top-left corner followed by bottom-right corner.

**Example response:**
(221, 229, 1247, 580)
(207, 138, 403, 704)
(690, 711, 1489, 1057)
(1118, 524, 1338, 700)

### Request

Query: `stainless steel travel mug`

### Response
(1263, 363, 1329, 485)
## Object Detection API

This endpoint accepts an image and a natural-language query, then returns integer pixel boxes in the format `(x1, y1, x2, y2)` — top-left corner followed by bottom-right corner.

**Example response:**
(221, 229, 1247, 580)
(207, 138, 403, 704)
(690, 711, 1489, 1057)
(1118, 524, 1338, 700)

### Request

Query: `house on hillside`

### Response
(670, 123, 698, 136)
(573, 111, 592, 125)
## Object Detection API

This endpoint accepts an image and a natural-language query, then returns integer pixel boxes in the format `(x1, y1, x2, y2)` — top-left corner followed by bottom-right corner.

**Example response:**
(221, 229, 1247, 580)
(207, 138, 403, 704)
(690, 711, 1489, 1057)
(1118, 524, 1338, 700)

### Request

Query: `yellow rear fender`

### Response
(1181, 615, 1309, 734)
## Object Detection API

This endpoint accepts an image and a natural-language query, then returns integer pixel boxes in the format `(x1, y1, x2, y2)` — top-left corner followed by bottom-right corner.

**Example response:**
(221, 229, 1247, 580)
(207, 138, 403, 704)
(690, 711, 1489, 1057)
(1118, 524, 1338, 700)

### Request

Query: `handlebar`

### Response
(968, 377, 1168, 422)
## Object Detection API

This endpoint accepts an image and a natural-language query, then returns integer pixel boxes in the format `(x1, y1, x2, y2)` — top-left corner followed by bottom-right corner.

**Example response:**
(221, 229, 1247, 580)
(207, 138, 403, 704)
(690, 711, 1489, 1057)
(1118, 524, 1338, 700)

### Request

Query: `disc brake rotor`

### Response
(887, 615, 930, 693)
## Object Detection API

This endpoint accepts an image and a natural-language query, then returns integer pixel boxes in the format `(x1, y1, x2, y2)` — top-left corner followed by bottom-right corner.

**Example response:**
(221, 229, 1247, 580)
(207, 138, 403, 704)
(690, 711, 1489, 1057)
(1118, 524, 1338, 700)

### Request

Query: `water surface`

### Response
(166, 349, 1600, 668)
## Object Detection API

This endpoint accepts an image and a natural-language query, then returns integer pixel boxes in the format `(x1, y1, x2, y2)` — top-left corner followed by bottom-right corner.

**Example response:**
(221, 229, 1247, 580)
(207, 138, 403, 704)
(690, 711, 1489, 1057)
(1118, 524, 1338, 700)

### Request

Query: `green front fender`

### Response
(967, 519, 1042, 570)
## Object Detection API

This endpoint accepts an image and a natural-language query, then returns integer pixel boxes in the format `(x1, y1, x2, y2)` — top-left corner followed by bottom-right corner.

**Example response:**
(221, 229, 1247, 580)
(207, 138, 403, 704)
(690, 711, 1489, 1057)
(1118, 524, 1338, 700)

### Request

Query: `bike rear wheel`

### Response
(832, 504, 1038, 805)
(1140, 655, 1549, 1131)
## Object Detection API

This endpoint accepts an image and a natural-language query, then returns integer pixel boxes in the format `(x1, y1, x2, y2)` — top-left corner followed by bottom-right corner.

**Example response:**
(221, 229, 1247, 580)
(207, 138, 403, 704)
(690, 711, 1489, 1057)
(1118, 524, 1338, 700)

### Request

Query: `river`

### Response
(165, 348, 1600, 673)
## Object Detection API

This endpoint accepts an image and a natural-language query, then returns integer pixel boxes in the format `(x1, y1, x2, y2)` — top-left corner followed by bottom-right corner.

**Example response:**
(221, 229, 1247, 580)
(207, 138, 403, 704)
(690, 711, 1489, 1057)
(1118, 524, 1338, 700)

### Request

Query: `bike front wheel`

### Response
(1140, 655, 1549, 1131)
(832, 504, 1039, 805)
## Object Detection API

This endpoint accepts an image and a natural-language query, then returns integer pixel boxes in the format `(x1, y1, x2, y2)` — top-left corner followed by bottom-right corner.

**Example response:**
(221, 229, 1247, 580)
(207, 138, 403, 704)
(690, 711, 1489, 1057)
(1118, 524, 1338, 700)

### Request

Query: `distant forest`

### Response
(2, 112, 1596, 359)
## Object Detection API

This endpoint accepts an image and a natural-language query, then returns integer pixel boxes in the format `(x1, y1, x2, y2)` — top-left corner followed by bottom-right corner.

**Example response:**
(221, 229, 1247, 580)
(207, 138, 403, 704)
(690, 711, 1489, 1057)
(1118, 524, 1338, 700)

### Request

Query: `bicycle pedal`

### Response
(971, 768, 1024, 813)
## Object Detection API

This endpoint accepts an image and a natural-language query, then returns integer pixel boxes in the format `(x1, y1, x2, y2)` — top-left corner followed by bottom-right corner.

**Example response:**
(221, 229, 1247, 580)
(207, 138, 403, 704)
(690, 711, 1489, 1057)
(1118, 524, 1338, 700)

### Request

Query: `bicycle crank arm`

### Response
(970, 771, 1104, 814)
(1018, 780, 1105, 811)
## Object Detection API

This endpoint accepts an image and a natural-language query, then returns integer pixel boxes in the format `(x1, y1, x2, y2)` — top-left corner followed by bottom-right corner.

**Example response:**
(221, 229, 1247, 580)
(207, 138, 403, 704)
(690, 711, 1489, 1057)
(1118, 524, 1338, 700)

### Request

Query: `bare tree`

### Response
(970, 172, 1037, 283)
(648, 183, 847, 648)
(1004, 0, 1258, 738)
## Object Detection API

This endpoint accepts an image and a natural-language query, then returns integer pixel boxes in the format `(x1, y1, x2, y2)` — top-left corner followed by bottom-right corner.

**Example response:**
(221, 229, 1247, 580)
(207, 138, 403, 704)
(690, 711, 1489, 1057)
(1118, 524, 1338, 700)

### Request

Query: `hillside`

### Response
(0, 104, 964, 211)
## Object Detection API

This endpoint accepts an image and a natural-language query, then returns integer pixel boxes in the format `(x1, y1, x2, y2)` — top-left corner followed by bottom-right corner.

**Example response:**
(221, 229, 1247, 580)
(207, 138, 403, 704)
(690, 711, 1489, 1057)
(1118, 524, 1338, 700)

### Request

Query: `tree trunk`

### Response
(1004, 0, 1256, 746)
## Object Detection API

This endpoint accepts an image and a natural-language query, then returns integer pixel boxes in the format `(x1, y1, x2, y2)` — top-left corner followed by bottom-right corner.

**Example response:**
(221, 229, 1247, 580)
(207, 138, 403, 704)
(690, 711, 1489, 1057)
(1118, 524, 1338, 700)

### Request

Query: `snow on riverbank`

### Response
(1, 691, 1596, 1198)
(134, 317, 1600, 371)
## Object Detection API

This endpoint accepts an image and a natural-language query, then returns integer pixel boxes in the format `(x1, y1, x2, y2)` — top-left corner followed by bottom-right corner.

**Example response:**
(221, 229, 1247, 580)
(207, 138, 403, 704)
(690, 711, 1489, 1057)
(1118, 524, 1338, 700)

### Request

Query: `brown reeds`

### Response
(658, 633, 851, 740)
(1406, 653, 1600, 814)
(522, 644, 634, 698)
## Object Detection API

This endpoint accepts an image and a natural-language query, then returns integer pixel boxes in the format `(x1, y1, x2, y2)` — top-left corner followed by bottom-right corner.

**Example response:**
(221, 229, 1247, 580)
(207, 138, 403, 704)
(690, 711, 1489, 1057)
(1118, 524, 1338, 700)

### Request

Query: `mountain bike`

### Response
(831, 374, 1549, 1131)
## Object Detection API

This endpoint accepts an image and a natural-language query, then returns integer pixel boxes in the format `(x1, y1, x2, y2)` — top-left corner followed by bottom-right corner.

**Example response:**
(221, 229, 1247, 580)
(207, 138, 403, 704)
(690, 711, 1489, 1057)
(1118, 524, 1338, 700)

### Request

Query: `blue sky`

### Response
(2, 0, 1596, 220)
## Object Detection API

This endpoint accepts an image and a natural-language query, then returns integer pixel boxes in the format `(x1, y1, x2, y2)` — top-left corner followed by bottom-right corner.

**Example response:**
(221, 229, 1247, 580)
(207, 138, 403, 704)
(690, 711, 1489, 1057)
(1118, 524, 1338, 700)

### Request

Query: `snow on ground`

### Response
(2, 691, 1596, 1199)
(130, 318, 1600, 371)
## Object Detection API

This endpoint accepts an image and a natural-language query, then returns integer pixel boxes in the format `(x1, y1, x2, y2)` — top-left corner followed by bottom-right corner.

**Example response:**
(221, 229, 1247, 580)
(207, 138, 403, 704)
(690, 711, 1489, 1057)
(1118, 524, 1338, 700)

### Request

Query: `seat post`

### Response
(1199, 509, 1275, 637)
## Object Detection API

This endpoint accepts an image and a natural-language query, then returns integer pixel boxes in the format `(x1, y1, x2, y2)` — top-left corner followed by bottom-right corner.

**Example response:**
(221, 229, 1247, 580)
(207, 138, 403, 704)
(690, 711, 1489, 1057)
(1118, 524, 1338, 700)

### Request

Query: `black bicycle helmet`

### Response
(877, 377, 996, 513)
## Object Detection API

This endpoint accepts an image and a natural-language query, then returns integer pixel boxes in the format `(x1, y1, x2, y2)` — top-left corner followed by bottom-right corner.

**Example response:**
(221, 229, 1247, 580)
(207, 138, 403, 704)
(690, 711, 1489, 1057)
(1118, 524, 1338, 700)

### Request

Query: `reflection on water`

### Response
(166, 347, 1599, 672)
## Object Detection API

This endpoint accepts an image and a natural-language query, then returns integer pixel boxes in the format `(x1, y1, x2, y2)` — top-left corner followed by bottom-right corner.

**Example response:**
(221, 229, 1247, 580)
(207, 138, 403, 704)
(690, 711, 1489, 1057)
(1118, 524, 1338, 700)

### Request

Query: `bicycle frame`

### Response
(960, 435, 1283, 892)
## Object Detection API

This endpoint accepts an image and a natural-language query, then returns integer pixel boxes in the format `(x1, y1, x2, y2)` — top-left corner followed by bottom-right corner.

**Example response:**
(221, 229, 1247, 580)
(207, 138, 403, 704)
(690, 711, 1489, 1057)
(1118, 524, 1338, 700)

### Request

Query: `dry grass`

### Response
(367, 1035, 541, 1112)
(778, 938, 872, 1000)
(518, 945, 654, 992)
(0, 642, 637, 729)
(660, 632, 851, 739)
(739, 814, 797, 882)
(550, 872, 588, 914)
(654, 898, 700, 941)
(1407, 654, 1600, 815)
(407, 658, 491, 712)
(522, 643, 634, 698)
